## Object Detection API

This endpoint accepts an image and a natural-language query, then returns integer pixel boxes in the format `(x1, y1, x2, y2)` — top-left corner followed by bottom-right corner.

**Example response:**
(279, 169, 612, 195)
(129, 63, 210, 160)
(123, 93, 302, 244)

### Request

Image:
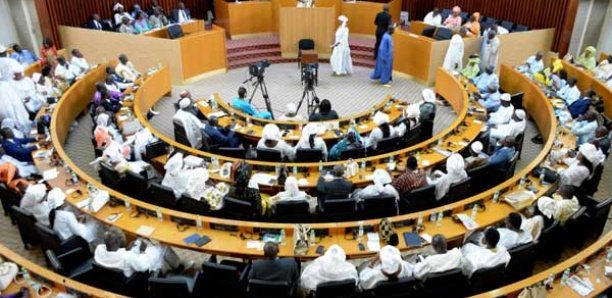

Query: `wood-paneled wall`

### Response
(34, 0, 209, 47)
(403, 0, 578, 55)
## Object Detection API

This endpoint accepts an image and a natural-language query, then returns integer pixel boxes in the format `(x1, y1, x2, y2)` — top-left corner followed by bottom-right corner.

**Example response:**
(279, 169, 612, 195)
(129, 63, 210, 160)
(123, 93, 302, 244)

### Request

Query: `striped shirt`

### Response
(391, 169, 427, 195)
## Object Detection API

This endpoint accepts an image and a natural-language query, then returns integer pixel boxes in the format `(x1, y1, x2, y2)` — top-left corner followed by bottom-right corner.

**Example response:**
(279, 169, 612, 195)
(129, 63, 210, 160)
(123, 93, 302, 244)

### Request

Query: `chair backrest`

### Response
(513, 24, 529, 32)
(177, 194, 210, 215)
(589, 197, 612, 238)
(459, 12, 469, 23)
(421, 27, 436, 38)
(0, 183, 19, 221)
(124, 170, 150, 201)
(500, 20, 514, 31)
(376, 136, 401, 154)
(173, 121, 190, 147)
(505, 152, 520, 179)
(11, 206, 39, 248)
(99, 162, 123, 190)
(150, 182, 178, 209)
(145, 140, 167, 161)
(434, 27, 453, 40)
(466, 163, 489, 195)
(469, 263, 506, 292)
(581, 164, 604, 196)
(45, 249, 65, 275)
(201, 262, 241, 288)
(298, 39, 315, 50)
(564, 206, 589, 247)
(273, 200, 310, 222)
(296, 148, 324, 162)
(373, 276, 418, 298)
(35, 221, 62, 253)
(400, 184, 436, 213)
(510, 92, 525, 110)
(515, 132, 525, 158)
(340, 146, 370, 160)
(421, 267, 466, 296)
(440, 8, 451, 20)
(321, 198, 356, 221)
(219, 147, 246, 159)
(315, 278, 356, 298)
(362, 194, 398, 218)
(505, 241, 537, 282)
(445, 177, 471, 203)
(223, 196, 255, 219)
(248, 279, 292, 298)
(256, 148, 283, 162)
(148, 274, 192, 298)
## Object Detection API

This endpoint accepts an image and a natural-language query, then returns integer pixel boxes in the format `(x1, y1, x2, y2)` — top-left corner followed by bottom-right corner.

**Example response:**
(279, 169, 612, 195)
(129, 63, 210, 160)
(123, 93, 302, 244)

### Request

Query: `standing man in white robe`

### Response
(481, 30, 500, 71)
(330, 15, 353, 76)
(0, 44, 31, 134)
(443, 28, 467, 74)
(173, 98, 204, 149)
(10, 64, 43, 116)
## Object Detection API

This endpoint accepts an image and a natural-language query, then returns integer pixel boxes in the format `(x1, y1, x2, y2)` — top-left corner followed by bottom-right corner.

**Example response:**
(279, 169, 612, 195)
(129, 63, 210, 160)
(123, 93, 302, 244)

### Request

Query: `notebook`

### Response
(403, 232, 425, 247)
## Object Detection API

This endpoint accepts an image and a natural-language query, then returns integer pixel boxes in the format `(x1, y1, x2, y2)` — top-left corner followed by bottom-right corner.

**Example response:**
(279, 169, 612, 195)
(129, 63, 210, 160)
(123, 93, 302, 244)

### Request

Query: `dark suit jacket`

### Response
(308, 110, 339, 122)
(249, 258, 299, 285)
(202, 125, 240, 148)
(2, 138, 37, 163)
(317, 176, 354, 201)
(374, 11, 391, 36)
(171, 8, 192, 23)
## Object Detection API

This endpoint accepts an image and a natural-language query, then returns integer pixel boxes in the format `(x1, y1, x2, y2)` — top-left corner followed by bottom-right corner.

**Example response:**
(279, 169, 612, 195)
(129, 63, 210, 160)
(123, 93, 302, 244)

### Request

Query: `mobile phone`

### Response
(316, 245, 324, 255)
(358, 243, 365, 251)
(195, 235, 211, 247)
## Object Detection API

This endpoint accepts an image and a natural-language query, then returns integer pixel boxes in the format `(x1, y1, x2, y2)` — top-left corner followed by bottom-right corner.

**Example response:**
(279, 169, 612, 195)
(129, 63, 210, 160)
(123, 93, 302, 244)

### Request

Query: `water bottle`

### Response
(519, 176, 526, 188)
(71, 170, 79, 185)
(318, 160, 323, 172)
(436, 212, 443, 227)
(309, 229, 316, 246)
(417, 213, 423, 229)
(124, 200, 132, 212)
(156, 207, 163, 222)
(360, 160, 366, 170)
(492, 190, 500, 203)
(539, 168, 548, 185)
(196, 216, 203, 231)
(279, 229, 286, 246)
(471, 204, 478, 220)
(357, 222, 364, 241)
(560, 268, 571, 286)
(292, 166, 298, 176)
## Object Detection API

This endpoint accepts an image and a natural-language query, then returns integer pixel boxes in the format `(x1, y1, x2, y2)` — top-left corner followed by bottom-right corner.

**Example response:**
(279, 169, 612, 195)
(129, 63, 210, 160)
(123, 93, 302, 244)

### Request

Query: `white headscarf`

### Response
(537, 196, 555, 219)
(470, 141, 483, 154)
(298, 123, 325, 149)
(300, 244, 358, 292)
(47, 188, 66, 209)
(514, 109, 526, 120)
(338, 15, 348, 26)
(404, 104, 420, 120)
(96, 113, 111, 127)
(164, 152, 184, 174)
(373, 111, 390, 126)
(431, 153, 468, 199)
(179, 98, 190, 109)
(283, 176, 300, 197)
(579, 143, 605, 167)
(262, 123, 281, 141)
(11, 64, 25, 75)
(422, 89, 436, 103)
(113, 3, 124, 11)
(373, 169, 392, 193)
(286, 103, 297, 114)
(20, 184, 47, 208)
(443, 34, 464, 71)
(380, 245, 403, 273)
(0, 44, 6, 53)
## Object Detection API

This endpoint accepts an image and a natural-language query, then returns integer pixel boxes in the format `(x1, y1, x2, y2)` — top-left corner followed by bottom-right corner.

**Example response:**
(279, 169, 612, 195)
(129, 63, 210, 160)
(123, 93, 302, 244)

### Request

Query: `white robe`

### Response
(173, 109, 203, 149)
(53, 209, 98, 242)
(482, 37, 500, 70)
(423, 12, 442, 26)
(487, 105, 515, 126)
(330, 24, 353, 75)
(412, 248, 462, 280)
(0, 57, 20, 82)
(518, 56, 544, 76)
(443, 35, 464, 73)
(497, 228, 533, 250)
(257, 138, 296, 161)
(490, 118, 526, 141)
(300, 246, 358, 293)
(0, 81, 31, 134)
(461, 244, 510, 277)
(558, 162, 590, 187)
(359, 259, 413, 290)
(20, 197, 51, 226)
(54, 63, 76, 81)
(11, 77, 43, 114)
(0, 154, 38, 177)
(70, 56, 90, 77)
(593, 61, 612, 81)
(115, 62, 140, 82)
(94, 244, 159, 277)
(366, 126, 397, 150)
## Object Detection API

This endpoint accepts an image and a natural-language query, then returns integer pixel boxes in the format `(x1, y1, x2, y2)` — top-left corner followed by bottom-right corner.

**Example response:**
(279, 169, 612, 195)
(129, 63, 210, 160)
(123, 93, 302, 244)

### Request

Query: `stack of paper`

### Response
(455, 214, 480, 230)
(367, 232, 380, 252)
(566, 275, 594, 296)
(43, 168, 58, 180)
(136, 225, 155, 237)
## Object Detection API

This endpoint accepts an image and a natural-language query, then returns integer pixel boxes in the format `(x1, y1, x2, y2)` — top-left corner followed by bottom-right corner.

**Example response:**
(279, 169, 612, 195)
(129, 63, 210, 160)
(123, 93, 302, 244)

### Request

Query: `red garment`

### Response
(0, 163, 30, 194)
(40, 46, 58, 65)
(391, 168, 427, 195)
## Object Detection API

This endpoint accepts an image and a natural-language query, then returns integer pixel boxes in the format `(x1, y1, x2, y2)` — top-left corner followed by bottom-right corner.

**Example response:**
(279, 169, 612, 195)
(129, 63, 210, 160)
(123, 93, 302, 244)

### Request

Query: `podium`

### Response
(278, 7, 335, 58)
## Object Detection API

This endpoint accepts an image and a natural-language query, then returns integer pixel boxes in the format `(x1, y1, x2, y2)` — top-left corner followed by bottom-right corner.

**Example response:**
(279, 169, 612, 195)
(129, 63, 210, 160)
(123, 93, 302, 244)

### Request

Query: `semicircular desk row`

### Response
(40, 58, 575, 261)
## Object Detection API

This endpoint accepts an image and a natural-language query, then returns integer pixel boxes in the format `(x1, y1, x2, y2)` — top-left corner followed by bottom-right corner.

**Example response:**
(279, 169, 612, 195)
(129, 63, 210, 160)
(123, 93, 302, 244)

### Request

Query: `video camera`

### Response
(302, 63, 317, 87)
(249, 59, 270, 77)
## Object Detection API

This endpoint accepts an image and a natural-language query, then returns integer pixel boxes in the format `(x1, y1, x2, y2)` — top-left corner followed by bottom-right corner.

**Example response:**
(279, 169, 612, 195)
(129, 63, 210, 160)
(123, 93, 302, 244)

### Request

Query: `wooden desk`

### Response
(279, 7, 335, 58)
(561, 60, 612, 118)
(214, 0, 275, 39)
(340, 0, 401, 37)
(23, 48, 67, 78)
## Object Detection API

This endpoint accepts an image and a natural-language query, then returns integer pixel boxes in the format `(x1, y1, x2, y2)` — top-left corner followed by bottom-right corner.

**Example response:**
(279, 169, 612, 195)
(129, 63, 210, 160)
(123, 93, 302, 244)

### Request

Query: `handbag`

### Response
(293, 224, 309, 256)
(518, 284, 546, 298)
(0, 262, 18, 290)
(378, 217, 398, 244)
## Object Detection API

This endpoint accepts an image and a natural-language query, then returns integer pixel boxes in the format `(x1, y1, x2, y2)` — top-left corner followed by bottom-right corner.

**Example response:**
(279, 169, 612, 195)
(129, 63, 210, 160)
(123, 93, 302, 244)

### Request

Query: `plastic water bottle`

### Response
(357, 222, 364, 241)
(156, 207, 163, 222)
(309, 229, 316, 246)
(519, 176, 526, 188)
(279, 229, 286, 246)
(361, 160, 366, 170)
(539, 168, 548, 185)
(124, 200, 132, 212)
(436, 212, 443, 227)
(196, 216, 202, 231)
(292, 166, 298, 176)
(492, 190, 500, 203)
(560, 268, 571, 286)
(471, 204, 478, 220)
(318, 160, 323, 172)
(417, 213, 423, 229)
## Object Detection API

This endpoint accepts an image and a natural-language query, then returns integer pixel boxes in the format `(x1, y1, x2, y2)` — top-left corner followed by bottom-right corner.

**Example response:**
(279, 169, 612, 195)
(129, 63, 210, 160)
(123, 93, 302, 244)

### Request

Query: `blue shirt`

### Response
(478, 91, 501, 112)
(488, 146, 516, 171)
(11, 50, 38, 66)
(567, 98, 590, 119)
(473, 73, 499, 93)
(231, 97, 272, 119)
(202, 125, 240, 148)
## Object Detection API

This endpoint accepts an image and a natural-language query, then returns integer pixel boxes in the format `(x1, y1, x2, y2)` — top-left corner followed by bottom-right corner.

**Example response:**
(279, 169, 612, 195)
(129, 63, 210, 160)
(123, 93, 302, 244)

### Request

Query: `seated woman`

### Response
(48, 188, 101, 243)
(0, 161, 31, 195)
(269, 177, 317, 213)
(19, 184, 51, 225)
(328, 128, 363, 160)
(427, 153, 468, 200)
(92, 82, 123, 113)
(575, 46, 597, 71)
(355, 169, 399, 202)
(395, 103, 420, 137)
(256, 123, 296, 161)
(94, 113, 123, 149)
(309, 99, 339, 121)
(462, 12, 480, 36)
(359, 245, 413, 290)
(231, 162, 268, 216)
(300, 245, 358, 294)
(295, 123, 328, 161)
(366, 111, 397, 150)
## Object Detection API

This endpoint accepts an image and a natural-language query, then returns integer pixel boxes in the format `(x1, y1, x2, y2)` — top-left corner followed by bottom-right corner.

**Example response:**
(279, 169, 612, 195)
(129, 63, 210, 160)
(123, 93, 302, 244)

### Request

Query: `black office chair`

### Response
(296, 149, 324, 162)
(505, 242, 537, 283)
(443, 177, 471, 204)
(434, 27, 453, 40)
(98, 162, 124, 191)
(174, 121, 191, 147)
(35, 222, 90, 266)
(223, 196, 256, 219)
(510, 92, 525, 110)
(440, 8, 451, 21)
(150, 182, 178, 209)
(177, 194, 210, 216)
(319, 198, 356, 221)
(420, 268, 466, 298)
(11, 206, 39, 249)
(248, 279, 294, 298)
(466, 164, 490, 196)
(459, 12, 469, 24)
(375, 136, 401, 154)
(513, 24, 529, 32)
(46, 248, 93, 282)
(124, 170, 150, 202)
(577, 164, 604, 198)
(219, 147, 246, 159)
(419, 120, 434, 142)
(515, 133, 525, 159)
(298, 38, 315, 69)
(500, 20, 514, 31)
(145, 140, 167, 161)
(201, 259, 251, 297)
(0, 184, 20, 224)
(371, 277, 419, 298)
(399, 184, 436, 213)
(421, 26, 436, 38)
(273, 200, 311, 223)
(402, 123, 422, 147)
(148, 270, 204, 298)
(340, 146, 371, 160)
(468, 263, 506, 294)
(563, 206, 589, 248)
(585, 197, 612, 239)
(256, 148, 283, 162)
(91, 261, 150, 297)
(361, 195, 398, 219)
(314, 278, 356, 298)
(537, 219, 562, 262)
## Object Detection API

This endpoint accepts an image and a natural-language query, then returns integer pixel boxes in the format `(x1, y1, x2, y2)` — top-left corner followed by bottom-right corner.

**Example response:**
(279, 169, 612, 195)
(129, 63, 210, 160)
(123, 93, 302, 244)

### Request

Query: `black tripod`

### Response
(296, 82, 318, 116)
(246, 75, 275, 120)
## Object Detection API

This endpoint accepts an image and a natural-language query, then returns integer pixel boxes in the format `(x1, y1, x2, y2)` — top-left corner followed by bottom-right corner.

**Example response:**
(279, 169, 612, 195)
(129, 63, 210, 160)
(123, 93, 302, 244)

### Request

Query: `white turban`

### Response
(446, 153, 465, 174)
(164, 152, 184, 174)
(537, 196, 555, 219)
(373, 111, 390, 126)
(12, 64, 25, 74)
(470, 141, 483, 154)
(487, 81, 498, 90)
(24, 184, 47, 204)
(338, 15, 348, 23)
(373, 169, 392, 192)
(500, 93, 511, 102)
(286, 103, 297, 114)
(380, 245, 402, 273)
(179, 98, 191, 109)
(113, 3, 124, 11)
(47, 188, 66, 209)
(284, 177, 300, 197)
(578, 143, 605, 166)
(404, 104, 420, 120)
(262, 124, 281, 141)
(183, 155, 205, 168)
(422, 89, 436, 103)
(321, 244, 346, 266)
(515, 109, 526, 120)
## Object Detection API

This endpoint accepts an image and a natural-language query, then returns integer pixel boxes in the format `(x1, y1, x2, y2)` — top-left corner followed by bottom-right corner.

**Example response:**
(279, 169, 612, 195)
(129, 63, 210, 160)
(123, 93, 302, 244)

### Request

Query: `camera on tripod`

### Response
(302, 63, 317, 87)
(249, 59, 270, 77)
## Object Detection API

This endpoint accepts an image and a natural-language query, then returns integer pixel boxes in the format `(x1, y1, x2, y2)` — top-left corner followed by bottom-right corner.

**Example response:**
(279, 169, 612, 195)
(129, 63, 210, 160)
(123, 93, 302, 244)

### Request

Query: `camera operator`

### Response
(231, 86, 272, 119)
(309, 99, 339, 121)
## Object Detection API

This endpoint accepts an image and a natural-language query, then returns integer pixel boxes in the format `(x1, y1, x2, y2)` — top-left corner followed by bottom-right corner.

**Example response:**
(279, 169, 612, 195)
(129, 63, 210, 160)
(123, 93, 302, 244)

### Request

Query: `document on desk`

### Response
(43, 168, 58, 180)
(566, 275, 594, 296)
(367, 233, 381, 252)
(246, 240, 265, 251)
(455, 214, 480, 231)
(136, 225, 155, 237)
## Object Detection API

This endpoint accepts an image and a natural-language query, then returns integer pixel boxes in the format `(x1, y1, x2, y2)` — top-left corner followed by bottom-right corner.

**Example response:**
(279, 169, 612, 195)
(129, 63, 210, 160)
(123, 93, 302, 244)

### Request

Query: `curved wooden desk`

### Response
(471, 231, 612, 298)
(561, 60, 612, 118)
(0, 244, 122, 297)
(44, 59, 573, 262)
(23, 49, 67, 78)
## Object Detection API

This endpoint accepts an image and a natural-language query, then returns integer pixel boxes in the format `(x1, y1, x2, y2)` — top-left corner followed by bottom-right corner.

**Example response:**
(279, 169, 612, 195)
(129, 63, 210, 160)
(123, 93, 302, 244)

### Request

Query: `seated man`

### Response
(176, 90, 204, 119)
(54, 56, 76, 84)
(557, 77, 580, 106)
(309, 99, 339, 121)
(256, 123, 296, 161)
(412, 234, 462, 280)
(487, 93, 514, 126)
(249, 242, 299, 286)
(202, 116, 240, 148)
(517, 51, 544, 77)
(118, 16, 135, 34)
(173, 98, 204, 149)
(423, 8, 442, 26)
(391, 156, 427, 195)
(591, 126, 610, 156)
(10, 64, 44, 116)
(568, 89, 594, 119)
(536, 185, 581, 225)
(497, 212, 533, 250)
(301, 245, 358, 294)
(464, 141, 489, 170)
(69, 49, 90, 77)
(48, 188, 100, 243)
(94, 227, 158, 277)
(489, 109, 526, 144)
(359, 245, 413, 290)
(231, 87, 272, 119)
(572, 110, 598, 145)
(316, 165, 354, 203)
(488, 137, 517, 172)
(477, 83, 501, 113)
(366, 112, 397, 150)
(115, 54, 141, 82)
(461, 227, 510, 277)
(10, 44, 38, 66)
(472, 66, 499, 93)
(0, 127, 37, 163)
(106, 66, 133, 90)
